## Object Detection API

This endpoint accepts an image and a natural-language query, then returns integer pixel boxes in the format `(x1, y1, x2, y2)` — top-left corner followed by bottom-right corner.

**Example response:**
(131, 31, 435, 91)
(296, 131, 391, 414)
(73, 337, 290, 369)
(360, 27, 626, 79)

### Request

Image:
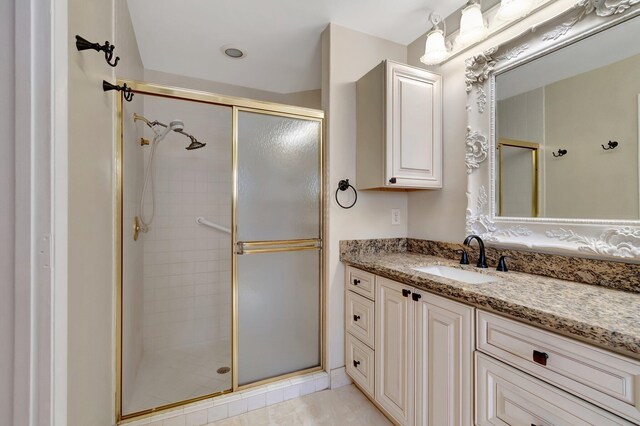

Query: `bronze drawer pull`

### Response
(353, 360, 360, 368)
(533, 350, 549, 366)
(353, 315, 361, 321)
(353, 279, 360, 285)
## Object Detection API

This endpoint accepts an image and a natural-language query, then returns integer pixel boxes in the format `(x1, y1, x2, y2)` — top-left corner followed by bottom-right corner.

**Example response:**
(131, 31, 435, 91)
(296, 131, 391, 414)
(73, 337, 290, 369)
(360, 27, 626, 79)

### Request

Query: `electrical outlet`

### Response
(391, 209, 401, 225)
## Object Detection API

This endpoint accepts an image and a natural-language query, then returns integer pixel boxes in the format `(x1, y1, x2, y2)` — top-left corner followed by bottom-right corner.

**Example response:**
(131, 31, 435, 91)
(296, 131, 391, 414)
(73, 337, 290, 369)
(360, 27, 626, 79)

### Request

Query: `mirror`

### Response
(465, 2, 640, 260)
(494, 15, 640, 220)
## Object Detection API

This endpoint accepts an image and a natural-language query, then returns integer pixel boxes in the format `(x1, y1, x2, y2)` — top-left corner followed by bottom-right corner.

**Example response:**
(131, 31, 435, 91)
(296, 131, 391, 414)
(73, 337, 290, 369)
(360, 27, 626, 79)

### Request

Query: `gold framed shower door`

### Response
(115, 80, 326, 423)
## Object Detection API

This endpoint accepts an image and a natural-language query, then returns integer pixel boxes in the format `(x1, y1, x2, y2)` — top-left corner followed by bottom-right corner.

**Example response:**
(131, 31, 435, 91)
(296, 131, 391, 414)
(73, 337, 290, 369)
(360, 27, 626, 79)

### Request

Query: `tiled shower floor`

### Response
(124, 342, 232, 414)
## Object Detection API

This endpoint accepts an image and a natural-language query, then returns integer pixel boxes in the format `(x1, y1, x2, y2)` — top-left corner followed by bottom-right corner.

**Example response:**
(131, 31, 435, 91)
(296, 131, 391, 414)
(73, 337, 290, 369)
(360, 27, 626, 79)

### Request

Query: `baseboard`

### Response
(330, 366, 352, 389)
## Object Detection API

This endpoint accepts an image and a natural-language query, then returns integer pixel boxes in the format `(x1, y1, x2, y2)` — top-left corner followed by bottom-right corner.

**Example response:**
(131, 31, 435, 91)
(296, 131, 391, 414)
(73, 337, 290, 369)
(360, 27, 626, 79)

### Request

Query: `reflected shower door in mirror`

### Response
(495, 15, 640, 220)
(497, 140, 539, 218)
(121, 94, 233, 417)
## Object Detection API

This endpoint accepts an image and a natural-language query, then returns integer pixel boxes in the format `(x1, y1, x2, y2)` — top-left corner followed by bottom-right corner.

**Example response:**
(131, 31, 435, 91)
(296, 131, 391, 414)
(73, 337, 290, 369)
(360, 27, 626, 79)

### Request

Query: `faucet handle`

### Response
(496, 255, 508, 272)
(459, 249, 469, 265)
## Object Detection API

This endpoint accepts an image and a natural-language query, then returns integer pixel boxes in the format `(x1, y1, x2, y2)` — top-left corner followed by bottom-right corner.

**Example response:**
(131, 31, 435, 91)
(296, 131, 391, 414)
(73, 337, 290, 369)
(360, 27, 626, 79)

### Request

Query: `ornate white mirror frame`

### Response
(465, 0, 640, 262)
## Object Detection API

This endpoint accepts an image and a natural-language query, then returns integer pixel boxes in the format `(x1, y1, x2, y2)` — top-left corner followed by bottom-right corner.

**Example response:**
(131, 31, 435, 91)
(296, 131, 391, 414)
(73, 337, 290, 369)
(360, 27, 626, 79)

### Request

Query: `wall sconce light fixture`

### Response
(420, 14, 450, 65)
(496, 0, 535, 21)
(458, 1, 489, 46)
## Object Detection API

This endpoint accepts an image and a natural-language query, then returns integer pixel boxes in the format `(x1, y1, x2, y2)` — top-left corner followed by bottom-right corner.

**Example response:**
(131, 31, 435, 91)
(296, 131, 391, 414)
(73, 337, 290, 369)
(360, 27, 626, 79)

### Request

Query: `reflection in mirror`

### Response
(495, 15, 640, 220)
(498, 140, 538, 217)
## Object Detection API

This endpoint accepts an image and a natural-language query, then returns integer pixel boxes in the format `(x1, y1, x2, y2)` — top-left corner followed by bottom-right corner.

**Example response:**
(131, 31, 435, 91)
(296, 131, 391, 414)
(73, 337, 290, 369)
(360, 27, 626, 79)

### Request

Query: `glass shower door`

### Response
(234, 109, 322, 387)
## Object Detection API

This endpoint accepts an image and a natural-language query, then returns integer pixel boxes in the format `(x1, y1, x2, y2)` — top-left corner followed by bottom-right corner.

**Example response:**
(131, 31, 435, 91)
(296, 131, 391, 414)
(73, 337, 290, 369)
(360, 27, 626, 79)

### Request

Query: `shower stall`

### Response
(116, 82, 324, 421)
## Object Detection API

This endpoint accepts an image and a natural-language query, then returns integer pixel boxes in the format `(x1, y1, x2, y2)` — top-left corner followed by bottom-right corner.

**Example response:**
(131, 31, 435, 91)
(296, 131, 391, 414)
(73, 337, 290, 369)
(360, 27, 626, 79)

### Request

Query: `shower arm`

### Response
(174, 128, 198, 143)
(133, 113, 167, 129)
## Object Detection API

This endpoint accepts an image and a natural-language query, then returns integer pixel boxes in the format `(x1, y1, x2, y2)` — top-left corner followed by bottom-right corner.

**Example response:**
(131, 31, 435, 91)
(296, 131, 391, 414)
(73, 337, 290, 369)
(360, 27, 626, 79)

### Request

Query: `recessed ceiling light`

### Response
(221, 45, 246, 59)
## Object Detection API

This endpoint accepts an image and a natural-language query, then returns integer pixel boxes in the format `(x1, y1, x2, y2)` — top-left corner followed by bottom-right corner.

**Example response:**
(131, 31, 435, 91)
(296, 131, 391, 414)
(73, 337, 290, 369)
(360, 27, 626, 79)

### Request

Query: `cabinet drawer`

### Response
(346, 266, 375, 300)
(346, 333, 375, 398)
(477, 310, 640, 423)
(476, 353, 632, 425)
(346, 291, 375, 348)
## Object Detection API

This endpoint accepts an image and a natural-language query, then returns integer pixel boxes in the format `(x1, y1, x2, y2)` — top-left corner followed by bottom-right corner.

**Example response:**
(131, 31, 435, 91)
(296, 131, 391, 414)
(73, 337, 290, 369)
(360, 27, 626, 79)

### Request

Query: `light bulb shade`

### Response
(420, 29, 448, 65)
(496, 0, 534, 20)
(458, 3, 488, 46)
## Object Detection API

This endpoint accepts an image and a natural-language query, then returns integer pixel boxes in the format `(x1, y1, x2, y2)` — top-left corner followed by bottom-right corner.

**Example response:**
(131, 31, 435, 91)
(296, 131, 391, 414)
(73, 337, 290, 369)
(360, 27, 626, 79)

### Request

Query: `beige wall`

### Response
(1, 0, 15, 422)
(405, 0, 575, 243)
(144, 69, 321, 109)
(322, 24, 409, 370)
(544, 54, 640, 219)
(68, 0, 115, 422)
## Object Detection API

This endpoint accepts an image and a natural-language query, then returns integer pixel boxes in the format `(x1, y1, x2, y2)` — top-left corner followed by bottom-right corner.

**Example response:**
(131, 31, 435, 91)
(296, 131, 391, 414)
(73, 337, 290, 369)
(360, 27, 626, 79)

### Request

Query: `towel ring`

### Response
(335, 179, 357, 209)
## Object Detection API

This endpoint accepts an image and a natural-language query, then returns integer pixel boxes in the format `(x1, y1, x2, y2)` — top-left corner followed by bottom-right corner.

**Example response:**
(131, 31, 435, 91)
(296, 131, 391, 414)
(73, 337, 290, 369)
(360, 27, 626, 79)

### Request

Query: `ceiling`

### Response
(127, 0, 464, 94)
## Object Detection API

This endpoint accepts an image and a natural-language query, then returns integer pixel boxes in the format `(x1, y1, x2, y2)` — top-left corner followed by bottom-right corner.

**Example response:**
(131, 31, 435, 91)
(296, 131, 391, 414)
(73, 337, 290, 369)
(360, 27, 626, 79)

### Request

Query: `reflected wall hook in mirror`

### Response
(335, 179, 358, 209)
(602, 140, 619, 150)
(75, 35, 120, 67)
(552, 149, 568, 158)
(103, 80, 134, 102)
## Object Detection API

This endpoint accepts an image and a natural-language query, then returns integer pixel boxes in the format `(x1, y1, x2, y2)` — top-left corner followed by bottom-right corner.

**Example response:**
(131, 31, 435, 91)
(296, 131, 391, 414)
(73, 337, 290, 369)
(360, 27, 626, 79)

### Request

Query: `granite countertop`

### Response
(341, 251, 640, 360)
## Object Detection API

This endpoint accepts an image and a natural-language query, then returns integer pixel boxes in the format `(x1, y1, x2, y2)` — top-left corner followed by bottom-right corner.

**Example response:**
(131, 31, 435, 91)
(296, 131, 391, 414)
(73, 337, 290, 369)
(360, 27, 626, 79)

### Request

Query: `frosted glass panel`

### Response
(237, 250, 321, 385)
(237, 112, 320, 241)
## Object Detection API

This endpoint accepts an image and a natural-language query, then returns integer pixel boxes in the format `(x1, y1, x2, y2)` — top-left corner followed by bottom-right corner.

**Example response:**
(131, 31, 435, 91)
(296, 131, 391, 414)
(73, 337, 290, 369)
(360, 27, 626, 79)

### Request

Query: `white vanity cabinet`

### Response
(345, 267, 474, 426)
(414, 288, 474, 426)
(345, 267, 376, 399)
(375, 277, 415, 424)
(356, 60, 442, 190)
(476, 310, 640, 425)
(476, 352, 634, 425)
(345, 264, 640, 425)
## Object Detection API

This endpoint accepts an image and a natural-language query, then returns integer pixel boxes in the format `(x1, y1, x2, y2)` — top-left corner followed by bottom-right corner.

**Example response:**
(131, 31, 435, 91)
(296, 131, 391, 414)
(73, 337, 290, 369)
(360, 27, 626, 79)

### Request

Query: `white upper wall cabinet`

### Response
(356, 60, 442, 190)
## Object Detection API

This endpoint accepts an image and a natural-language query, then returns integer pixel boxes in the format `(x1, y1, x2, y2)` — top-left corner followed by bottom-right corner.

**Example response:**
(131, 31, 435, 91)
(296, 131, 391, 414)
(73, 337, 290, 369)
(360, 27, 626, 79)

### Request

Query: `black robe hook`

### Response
(75, 35, 120, 67)
(602, 140, 619, 150)
(103, 80, 134, 102)
(552, 149, 567, 158)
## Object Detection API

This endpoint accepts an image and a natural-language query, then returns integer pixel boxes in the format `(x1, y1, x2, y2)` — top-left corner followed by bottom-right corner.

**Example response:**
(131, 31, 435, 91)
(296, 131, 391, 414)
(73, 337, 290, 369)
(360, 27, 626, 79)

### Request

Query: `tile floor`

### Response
(126, 343, 232, 414)
(209, 385, 392, 425)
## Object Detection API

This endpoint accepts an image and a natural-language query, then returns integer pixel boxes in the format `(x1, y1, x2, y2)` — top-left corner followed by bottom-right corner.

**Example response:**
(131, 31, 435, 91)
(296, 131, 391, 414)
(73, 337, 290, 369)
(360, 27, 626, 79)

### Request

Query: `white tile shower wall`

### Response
(141, 98, 232, 353)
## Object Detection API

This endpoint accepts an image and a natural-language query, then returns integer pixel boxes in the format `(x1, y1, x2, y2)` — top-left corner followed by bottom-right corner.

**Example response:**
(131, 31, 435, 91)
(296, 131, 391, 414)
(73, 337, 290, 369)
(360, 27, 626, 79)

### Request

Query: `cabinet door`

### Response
(386, 61, 442, 188)
(415, 290, 474, 426)
(376, 277, 415, 425)
(476, 353, 633, 426)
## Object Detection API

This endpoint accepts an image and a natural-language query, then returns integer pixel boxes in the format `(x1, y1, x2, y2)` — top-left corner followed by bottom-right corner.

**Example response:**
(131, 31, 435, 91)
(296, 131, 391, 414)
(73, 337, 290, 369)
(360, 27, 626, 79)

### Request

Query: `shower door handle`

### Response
(235, 242, 245, 255)
(235, 239, 321, 255)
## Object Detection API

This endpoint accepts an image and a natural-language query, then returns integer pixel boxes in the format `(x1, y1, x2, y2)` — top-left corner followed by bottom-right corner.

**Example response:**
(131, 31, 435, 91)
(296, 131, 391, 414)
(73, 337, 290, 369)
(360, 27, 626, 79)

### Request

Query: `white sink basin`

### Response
(412, 265, 499, 284)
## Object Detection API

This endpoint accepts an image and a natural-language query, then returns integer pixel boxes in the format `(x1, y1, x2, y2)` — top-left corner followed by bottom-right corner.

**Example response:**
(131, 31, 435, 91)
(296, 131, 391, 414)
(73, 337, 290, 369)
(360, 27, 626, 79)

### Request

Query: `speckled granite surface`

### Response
(340, 241, 640, 359)
(407, 239, 640, 293)
(340, 238, 640, 293)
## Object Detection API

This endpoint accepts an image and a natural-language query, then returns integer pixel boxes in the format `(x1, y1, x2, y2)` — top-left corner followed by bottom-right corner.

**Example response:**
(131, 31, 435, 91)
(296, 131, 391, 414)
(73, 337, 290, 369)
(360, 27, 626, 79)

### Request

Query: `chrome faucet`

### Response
(462, 234, 488, 268)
